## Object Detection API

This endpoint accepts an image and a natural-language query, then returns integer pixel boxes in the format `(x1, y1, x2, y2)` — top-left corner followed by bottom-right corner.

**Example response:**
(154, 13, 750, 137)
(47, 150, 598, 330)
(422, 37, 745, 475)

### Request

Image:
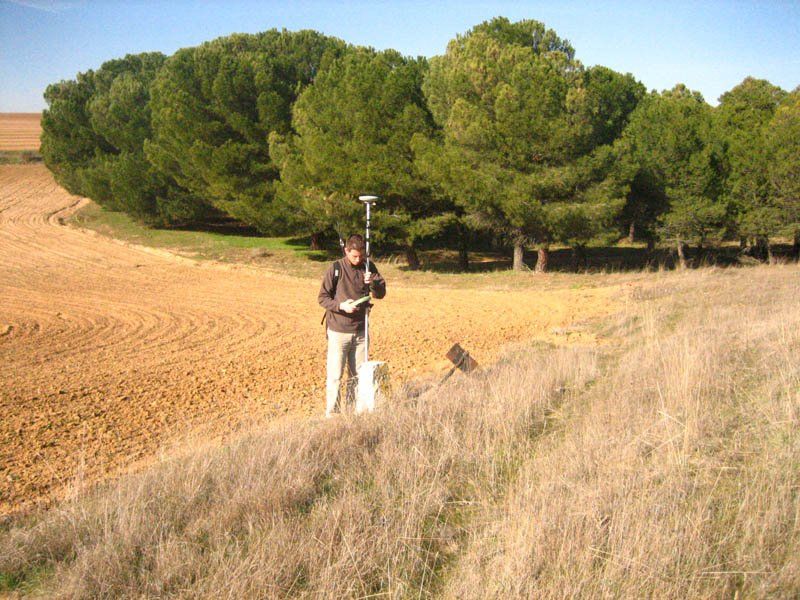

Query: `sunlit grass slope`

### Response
(2, 264, 798, 598)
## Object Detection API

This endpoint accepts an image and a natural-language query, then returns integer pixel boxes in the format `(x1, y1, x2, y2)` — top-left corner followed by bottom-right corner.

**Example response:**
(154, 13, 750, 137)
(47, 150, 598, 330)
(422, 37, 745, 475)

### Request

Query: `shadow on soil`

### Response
(397, 243, 798, 274)
(158, 217, 265, 237)
(138, 216, 798, 274)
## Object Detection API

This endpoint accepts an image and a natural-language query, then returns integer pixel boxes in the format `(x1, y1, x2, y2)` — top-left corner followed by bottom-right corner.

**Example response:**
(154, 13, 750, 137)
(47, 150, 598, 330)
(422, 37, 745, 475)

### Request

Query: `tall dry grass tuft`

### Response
(2, 265, 798, 598)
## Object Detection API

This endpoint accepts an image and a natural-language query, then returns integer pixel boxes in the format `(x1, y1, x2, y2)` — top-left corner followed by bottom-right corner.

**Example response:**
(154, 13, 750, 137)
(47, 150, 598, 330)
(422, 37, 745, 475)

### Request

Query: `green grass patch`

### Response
(0, 565, 54, 594)
(69, 203, 331, 276)
(0, 572, 19, 591)
(0, 150, 42, 165)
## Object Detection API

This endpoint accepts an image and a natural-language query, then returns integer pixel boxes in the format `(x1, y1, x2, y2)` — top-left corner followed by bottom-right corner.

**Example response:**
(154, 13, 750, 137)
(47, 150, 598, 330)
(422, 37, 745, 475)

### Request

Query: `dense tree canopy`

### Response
(764, 89, 800, 255)
(41, 69, 102, 195)
(39, 18, 797, 271)
(146, 29, 346, 231)
(614, 85, 728, 266)
(415, 17, 643, 270)
(715, 78, 787, 256)
(82, 52, 201, 224)
(40, 53, 214, 224)
(269, 47, 446, 266)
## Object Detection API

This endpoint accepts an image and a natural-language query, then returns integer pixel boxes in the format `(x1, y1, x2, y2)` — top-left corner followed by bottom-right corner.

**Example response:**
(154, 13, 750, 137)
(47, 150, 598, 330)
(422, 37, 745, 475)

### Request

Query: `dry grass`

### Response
(2, 264, 799, 598)
(443, 266, 800, 598)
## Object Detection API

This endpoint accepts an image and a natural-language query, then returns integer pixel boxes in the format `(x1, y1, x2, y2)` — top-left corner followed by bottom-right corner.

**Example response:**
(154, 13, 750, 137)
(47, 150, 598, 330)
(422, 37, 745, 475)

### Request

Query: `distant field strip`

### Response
(0, 113, 41, 151)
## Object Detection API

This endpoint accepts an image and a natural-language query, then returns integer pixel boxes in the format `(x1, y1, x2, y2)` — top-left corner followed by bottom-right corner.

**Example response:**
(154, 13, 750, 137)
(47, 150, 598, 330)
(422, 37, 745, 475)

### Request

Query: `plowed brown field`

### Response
(0, 113, 41, 151)
(0, 164, 623, 516)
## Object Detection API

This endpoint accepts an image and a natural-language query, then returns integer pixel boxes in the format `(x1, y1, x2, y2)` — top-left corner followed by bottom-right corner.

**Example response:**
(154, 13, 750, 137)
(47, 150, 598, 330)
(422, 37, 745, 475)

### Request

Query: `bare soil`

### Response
(0, 164, 623, 516)
(0, 113, 41, 151)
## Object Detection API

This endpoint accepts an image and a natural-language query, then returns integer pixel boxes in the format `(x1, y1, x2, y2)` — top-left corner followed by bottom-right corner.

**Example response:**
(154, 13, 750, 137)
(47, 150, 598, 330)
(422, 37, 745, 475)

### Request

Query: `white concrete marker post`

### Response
(355, 195, 388, 414)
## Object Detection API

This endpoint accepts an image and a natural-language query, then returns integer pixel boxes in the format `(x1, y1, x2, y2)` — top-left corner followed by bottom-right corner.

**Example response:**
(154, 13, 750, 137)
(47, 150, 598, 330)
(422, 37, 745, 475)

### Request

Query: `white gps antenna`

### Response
(357, 195, 379, 275)
(357, 195, 379, 360)
(355, 195, 386, 414)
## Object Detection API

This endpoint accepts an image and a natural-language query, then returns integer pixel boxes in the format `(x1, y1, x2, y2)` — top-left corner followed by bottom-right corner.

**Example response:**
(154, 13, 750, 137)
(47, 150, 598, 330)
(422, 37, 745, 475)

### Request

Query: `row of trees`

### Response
(41, 18, 800, 271)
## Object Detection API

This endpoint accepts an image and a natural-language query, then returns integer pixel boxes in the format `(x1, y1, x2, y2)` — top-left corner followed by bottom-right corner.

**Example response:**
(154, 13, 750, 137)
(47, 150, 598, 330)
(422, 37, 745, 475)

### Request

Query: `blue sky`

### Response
(1, 0, 798, 111)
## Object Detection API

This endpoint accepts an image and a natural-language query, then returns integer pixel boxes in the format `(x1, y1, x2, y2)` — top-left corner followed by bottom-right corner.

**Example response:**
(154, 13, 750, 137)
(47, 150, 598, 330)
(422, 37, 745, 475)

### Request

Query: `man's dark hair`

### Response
(346, 234, 365, 251)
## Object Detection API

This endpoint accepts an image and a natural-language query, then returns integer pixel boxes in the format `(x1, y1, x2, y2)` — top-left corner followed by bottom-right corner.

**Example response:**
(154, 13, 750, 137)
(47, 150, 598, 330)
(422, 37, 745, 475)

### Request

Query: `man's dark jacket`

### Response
(318, 259, 386, 333)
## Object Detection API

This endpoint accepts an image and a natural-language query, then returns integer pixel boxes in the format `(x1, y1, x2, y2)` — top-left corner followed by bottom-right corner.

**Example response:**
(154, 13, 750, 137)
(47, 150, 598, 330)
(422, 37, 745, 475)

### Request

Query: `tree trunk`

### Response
(458, 245, 470, 272)
(310, 231, 323, 251)
(767, 241, 775, 265)
(535, 246, 549, 273)
(676, 240, 687, 269)
(755, 236, 769, 262)
(646, 237, 656, 254)
(405, 246, 420, 271)
(572, 245, 588, 272)
(628, 221, 635, 243)
(458, 225, 470, 272)
(793, 232, 800, 261)
(512, 241, 525, 271)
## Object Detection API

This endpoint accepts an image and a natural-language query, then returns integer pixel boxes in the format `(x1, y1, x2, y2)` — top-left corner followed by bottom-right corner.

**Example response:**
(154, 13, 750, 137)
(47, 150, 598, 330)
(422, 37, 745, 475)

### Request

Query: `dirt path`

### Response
(0, 165, 622, 516)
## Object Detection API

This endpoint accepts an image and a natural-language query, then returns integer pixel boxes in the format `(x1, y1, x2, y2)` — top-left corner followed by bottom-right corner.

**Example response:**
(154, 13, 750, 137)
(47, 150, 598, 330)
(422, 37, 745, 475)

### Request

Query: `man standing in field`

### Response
(318, 234, 386, 418)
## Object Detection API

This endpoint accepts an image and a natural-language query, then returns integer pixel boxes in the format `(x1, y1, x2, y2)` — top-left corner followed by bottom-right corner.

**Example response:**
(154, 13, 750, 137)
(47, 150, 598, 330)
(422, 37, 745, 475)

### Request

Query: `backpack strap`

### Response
(321, 260, 342, 326)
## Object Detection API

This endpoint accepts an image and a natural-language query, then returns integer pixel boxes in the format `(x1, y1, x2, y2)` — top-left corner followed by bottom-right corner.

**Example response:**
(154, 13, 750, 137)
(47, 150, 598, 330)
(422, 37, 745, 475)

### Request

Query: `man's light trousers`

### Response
(325, 329, 366, 417)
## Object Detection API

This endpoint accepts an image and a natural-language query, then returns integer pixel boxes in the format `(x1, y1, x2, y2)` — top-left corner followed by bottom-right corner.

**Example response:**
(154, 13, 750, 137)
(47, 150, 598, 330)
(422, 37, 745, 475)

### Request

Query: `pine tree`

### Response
(271, 47, 449, 266)
(716, 77, 786, 260)
(764, 89, 800, 258)
(40, 53, 206, 225)
(41, 70, 103, 195)
(617, 86, 727, 267)
(417, 18, 641, 271)
(146, 30, 346, 232)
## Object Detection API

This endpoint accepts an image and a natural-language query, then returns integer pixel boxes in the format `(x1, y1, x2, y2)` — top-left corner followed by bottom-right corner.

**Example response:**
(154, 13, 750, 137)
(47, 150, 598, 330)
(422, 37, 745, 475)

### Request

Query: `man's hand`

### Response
(339, 299, 356, 314)
(364, 271, 373, 285)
